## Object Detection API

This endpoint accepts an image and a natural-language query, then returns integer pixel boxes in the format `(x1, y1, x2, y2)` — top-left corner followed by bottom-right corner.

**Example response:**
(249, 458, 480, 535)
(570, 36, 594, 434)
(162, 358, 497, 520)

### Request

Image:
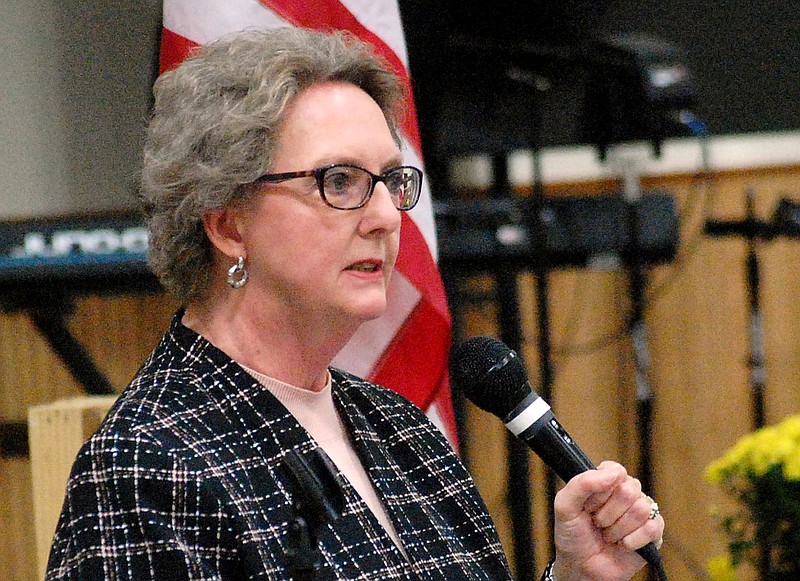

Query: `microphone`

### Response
(281, 448, 345, 580)
(449, 336, 665, 577)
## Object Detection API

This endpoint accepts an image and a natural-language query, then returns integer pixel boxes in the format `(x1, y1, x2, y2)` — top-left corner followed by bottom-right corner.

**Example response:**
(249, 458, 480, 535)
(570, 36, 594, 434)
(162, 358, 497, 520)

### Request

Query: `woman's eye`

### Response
(324, 171, 353, 194)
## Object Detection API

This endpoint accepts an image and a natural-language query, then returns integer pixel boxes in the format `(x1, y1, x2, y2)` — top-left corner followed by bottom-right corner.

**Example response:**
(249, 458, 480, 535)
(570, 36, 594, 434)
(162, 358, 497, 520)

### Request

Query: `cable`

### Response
(661, 535, 713, 580)
(646, 113, 718, 308)
(552, 274, 630, 357)
(553, 112, 716, 356)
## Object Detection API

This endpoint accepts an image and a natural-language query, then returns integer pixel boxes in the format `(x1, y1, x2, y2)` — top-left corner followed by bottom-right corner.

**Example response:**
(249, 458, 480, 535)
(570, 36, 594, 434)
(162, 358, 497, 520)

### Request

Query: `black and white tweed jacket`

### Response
(46, 313, 512, 580)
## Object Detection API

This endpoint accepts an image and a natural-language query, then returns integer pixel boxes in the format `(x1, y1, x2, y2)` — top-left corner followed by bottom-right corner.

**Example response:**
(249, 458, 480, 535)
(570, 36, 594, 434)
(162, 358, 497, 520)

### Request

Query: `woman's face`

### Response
(237, 81, 403, 330)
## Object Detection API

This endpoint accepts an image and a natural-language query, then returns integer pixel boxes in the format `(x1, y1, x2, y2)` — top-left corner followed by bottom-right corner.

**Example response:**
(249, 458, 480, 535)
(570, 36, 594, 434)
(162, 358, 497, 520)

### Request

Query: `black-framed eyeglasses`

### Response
(253, 163, 423, 211)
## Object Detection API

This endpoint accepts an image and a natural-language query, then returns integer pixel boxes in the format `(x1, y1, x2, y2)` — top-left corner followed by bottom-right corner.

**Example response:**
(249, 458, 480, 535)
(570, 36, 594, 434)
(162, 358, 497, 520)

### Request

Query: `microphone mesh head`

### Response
(449, 336, 532, 418)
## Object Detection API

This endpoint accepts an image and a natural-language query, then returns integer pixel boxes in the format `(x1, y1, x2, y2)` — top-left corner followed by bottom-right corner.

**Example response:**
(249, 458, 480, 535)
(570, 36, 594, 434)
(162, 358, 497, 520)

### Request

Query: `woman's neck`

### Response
(182, 294, 356, 392)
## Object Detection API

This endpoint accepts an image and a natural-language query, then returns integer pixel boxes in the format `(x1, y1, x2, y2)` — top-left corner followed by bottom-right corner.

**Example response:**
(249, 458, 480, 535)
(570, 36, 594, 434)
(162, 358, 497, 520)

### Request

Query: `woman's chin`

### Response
(348, 297, 388, 323)
(358, 304, 388, 323)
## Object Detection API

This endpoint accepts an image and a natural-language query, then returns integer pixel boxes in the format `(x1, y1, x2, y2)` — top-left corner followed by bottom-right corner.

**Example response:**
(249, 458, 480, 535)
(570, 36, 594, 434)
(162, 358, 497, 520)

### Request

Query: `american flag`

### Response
(160, 0, 457, 447)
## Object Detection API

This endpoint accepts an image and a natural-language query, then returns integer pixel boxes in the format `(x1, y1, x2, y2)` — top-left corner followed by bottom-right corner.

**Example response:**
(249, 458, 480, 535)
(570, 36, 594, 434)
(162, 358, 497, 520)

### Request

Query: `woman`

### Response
(47, 27, 663, 580)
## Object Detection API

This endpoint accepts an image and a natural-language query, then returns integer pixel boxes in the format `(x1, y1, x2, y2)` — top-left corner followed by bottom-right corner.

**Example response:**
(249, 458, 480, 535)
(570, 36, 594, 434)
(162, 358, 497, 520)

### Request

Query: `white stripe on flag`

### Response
(401, 138, 438, 261)
(331, 271, 420, 377)
(339, 0, 410, 68)
(338, 6, 439, 261)
(163, 0, 289, 45)
(425, 400, 456, 449)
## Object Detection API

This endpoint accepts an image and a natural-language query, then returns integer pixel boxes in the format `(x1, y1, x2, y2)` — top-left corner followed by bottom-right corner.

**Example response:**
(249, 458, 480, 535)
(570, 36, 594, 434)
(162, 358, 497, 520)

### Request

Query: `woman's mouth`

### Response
(346, 260, 381, 273)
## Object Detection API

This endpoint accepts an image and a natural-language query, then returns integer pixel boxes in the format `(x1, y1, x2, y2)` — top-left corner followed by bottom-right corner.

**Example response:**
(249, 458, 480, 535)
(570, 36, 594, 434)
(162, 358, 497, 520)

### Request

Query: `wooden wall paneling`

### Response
(0, 309, 83, 581)
(0, 458, 37, 581)
(439, 159, 779, 579)
(0, 312, 83, 418)
(70, 293, 177, 389)
(0, 291, 175, 581)
(457, 274, 517, 566)
(500, 166, 800, 579)
(639, 168, 800, 579)
(626, 171, 749, 578)
(648, 233, 753, 577)
(762, 239, 800, 419)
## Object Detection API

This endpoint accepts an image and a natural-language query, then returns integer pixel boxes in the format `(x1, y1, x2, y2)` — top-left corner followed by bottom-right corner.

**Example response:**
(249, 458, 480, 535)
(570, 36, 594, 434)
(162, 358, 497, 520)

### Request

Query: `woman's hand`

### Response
(551, 461, 664, 581)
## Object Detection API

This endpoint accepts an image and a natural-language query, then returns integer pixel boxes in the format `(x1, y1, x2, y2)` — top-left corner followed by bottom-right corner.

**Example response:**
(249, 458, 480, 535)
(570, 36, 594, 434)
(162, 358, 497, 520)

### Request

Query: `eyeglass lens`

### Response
(321, 166, 419, 210)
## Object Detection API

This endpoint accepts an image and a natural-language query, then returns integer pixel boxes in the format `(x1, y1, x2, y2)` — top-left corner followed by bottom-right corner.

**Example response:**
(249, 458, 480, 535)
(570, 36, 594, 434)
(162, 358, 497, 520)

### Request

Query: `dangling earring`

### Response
(227, 256, 248, 289)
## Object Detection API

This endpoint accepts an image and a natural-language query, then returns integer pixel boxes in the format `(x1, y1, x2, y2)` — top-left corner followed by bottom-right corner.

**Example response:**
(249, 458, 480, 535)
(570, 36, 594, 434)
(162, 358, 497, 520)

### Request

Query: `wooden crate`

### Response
(27, 396, 116, 580)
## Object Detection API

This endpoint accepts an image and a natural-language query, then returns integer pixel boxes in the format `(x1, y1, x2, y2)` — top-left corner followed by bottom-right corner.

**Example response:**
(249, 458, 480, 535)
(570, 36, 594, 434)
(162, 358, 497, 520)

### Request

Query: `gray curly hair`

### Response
(140, 27, 405, 304)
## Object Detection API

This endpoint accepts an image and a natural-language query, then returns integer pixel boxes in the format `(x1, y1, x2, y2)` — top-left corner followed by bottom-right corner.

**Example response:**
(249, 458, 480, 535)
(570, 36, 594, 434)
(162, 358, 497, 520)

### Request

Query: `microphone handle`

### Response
(521, 410, 594, 482)
(521, 412, 664, 573)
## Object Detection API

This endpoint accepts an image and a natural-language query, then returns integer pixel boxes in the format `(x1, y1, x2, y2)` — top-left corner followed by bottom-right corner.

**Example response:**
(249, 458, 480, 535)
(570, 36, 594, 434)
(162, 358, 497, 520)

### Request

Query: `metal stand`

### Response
(492, 155, 538, 581)
(705, 188, 778, 578)
(705, 188, 772, 430)
(526, 152, 559, 563)
(618, 160, 656, 499)
(744, 191, 767, 430)
(618, 159, 658, 581)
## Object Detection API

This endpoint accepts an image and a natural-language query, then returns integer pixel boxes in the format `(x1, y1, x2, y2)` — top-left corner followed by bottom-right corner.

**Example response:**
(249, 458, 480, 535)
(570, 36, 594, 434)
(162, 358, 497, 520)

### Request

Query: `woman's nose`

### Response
(360, 182, 402, 235)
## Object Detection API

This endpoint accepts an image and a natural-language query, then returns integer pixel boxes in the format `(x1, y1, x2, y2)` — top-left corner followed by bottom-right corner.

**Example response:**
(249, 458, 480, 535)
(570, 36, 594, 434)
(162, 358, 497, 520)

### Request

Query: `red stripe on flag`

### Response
(160, 27, 201, 74)
(370, 297, 450, 409)
(258, 0, 422, 155)
(397, 214, 450, 320)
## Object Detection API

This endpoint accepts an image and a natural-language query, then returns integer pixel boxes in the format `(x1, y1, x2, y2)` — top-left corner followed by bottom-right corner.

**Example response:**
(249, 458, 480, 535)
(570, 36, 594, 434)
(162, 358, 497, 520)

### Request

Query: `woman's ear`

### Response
(203, 207, 246, 259)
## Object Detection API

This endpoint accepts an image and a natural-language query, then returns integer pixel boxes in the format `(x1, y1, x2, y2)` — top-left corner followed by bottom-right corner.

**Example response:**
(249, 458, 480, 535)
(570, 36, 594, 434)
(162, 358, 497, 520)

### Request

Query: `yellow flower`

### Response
(707, 416, 800, 483)
(705, 459, 726, 484)
(783, 447, 800, 481)
(748, 427, 790, 476)
(706, 415, 800, 576)
(780, 416, 800, 439)
(707, 554, 736, 581)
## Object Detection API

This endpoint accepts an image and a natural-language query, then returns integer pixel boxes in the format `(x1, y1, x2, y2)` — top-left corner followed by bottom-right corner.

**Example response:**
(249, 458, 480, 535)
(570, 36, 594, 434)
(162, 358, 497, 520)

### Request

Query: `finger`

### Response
(619, 511, 665, 553)
(554, 461, 629, 522)
(580, 461, 634, 514)
(590, 475, 642, 530)
(599, 492, 651, 543)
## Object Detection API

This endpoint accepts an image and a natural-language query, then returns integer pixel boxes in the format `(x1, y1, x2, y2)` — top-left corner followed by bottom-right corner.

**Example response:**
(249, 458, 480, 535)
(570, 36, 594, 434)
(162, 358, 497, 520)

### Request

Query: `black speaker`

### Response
(435, 191, 679, 270)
